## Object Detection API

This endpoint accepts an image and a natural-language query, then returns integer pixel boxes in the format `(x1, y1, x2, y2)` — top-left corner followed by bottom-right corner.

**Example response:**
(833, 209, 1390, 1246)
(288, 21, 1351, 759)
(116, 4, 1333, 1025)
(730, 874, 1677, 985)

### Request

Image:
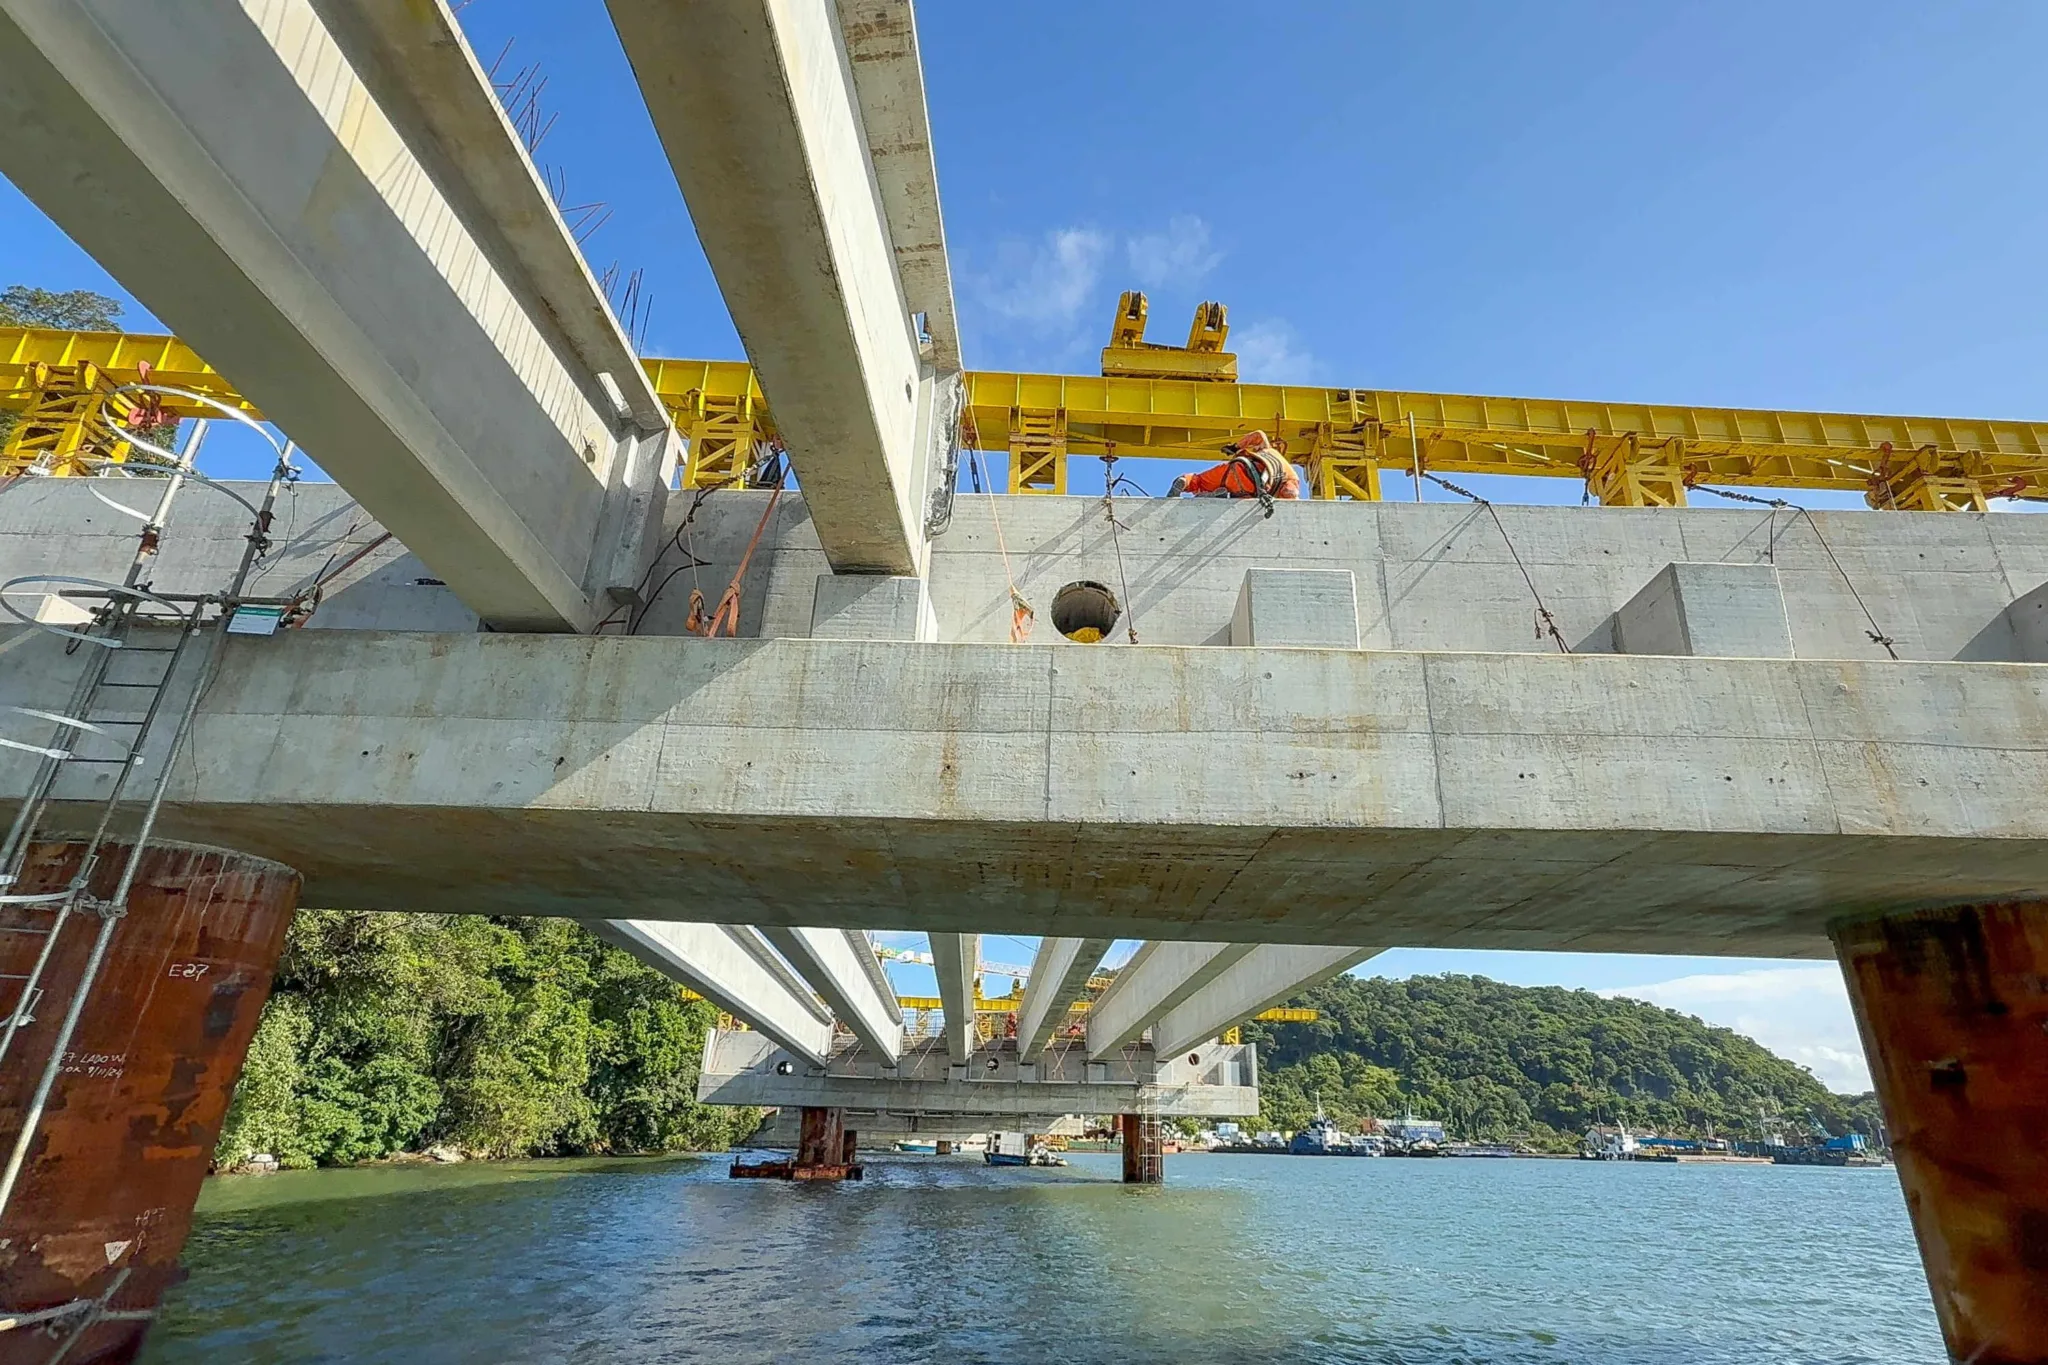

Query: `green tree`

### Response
(215, 910, 762, 1169)
(0, 285, 122, 331)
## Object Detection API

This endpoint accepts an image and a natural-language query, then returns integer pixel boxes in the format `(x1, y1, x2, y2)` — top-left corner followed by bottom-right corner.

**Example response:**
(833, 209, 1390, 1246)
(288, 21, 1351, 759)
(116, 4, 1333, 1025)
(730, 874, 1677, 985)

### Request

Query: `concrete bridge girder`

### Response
(1016, 936, 1112, 1054)
(606, 0, 947, 577)
(928, 932, 978, 1064)
(0, 0, 672, 631)
(1086, 942, 1253, 1059)
(6, 623, 2048, 955)
(590, 921, 834, 1065)
(760, 927, 905, 1063)
(1147, 945, 1380, 1060)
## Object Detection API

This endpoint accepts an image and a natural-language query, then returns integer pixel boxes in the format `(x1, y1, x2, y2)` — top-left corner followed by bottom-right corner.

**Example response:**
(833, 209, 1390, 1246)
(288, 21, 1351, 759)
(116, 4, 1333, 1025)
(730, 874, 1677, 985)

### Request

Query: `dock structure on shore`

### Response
(0, 2, 2044, 1361)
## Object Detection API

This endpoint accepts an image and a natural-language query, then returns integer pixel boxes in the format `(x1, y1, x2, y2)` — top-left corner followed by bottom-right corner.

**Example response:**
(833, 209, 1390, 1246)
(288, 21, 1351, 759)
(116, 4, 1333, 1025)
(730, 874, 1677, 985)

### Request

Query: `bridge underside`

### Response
(108, 811, 2046, 959)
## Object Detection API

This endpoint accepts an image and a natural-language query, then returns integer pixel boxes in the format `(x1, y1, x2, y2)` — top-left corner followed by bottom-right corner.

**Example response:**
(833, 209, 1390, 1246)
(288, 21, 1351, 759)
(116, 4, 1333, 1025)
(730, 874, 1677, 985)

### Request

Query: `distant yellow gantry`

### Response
(7, 305, 2047, 512)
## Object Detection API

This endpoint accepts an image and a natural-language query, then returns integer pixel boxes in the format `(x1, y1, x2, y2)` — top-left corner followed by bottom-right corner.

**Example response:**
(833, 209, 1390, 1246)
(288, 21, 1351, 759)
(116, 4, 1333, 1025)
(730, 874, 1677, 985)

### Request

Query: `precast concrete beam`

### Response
(1086, 941, 1256, 1061)
(592, 921, 834, 1064)
(761, 927, 904, 1062)
(834, 0, 960, 370)
(1015, 936, 1111, 1054)
(928, 931, 978, 1064)
(607, 0, 930, 574)
(1148, 945, 1380, 1060)
(0, 0, 672, 631)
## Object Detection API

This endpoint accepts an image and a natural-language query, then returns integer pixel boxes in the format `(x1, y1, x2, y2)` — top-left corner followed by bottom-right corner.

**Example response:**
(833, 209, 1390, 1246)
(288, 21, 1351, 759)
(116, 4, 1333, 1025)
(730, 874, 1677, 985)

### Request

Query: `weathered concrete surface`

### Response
(0, 480, 480, 634)
(616, 491, 2048, 660)
(699, 1031, 1258, 1119)
(810, 573, 936, 641)
(0, 0, 669, 630)
(609, 0, 933, 575)
(4, 626, 2046, 956)
(1833, 902, 2048, 1365)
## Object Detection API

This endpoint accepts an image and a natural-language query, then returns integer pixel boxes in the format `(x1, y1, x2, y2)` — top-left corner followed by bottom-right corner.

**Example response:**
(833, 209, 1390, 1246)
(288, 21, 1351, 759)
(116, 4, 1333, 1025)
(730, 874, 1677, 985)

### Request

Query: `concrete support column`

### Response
(1832, 901, 2048, 1364)
(0, 840, 301, 1362)
(1118, 1113, 1163, 1185)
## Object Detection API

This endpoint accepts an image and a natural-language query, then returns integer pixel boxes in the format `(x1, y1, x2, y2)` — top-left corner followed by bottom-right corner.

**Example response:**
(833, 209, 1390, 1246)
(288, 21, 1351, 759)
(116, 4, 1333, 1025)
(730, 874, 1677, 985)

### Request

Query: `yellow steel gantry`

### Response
(1, 327, 258, 477)
(8, 320, 2045, 511)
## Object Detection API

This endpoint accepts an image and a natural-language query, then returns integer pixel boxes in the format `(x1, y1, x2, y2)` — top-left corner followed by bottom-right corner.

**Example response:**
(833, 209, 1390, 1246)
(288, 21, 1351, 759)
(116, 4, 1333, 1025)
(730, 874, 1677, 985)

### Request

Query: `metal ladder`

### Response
(0, 402, 297, 1359)
(0, 589, 209, 1060)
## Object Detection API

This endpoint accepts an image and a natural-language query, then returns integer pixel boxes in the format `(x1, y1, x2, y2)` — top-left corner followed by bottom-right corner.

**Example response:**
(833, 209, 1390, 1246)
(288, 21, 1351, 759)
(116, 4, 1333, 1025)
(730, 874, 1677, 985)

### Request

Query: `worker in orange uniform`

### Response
(1166, 430, 1301, 509)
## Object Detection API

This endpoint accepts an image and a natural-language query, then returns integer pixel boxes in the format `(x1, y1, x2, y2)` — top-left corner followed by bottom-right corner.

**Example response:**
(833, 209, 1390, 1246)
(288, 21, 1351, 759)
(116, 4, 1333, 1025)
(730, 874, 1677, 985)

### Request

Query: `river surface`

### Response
(142, 1152, 1943, 1364)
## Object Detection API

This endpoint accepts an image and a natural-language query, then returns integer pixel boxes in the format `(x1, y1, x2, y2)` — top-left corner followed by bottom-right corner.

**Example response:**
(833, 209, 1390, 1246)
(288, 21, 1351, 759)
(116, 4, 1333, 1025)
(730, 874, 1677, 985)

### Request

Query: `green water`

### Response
(144, 1152, 1944, 1363)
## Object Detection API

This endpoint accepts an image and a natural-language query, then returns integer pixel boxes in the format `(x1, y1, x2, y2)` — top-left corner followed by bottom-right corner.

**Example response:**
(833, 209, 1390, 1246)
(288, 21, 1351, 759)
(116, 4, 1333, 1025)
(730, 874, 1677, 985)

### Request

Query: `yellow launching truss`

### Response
(7, 322, 2044, 510)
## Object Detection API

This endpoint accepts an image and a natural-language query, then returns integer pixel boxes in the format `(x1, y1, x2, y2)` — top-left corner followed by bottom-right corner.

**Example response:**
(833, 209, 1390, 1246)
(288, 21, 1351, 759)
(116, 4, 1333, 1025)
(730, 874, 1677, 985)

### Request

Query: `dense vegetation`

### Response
(214, 912, 760, 1170)
(1245, 973, 1882, 1149)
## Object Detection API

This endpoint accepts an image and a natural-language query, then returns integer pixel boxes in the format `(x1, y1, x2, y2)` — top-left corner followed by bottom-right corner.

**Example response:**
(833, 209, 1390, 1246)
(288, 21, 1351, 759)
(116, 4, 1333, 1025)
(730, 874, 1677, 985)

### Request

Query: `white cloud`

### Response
(970, 226, 1111, 331)
(1126, 214, 1222, 289)
(1233, 318, 1318, 384)
(1604, 965, 1870, 1093)
(966, 216, 1228, 347)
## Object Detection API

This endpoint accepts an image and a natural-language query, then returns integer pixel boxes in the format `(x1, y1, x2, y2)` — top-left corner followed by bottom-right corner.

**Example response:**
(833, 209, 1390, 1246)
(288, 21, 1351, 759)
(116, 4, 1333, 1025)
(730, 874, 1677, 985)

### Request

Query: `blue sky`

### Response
(9, 2, 2044, 1087)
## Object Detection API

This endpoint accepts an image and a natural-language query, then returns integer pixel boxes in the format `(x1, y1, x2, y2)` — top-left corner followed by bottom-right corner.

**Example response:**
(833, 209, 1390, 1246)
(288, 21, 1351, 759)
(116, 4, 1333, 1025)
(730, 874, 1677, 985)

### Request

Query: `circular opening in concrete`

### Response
(1187, 1053, 1201, 1066)
(1051, 580, 1121, 643)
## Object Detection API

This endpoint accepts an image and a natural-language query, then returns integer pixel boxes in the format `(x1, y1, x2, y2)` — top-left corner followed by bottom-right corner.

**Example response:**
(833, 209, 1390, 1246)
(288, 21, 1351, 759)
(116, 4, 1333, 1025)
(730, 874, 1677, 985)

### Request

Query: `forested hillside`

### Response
(1245, 973, 1882, 1148)
(214, 912, 760, 1169)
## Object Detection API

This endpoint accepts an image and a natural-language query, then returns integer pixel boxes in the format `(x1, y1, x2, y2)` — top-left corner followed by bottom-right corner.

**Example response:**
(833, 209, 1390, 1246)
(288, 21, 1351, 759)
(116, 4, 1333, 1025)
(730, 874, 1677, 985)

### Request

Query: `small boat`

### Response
(893, 1140, 937, 1155)
(984, 1133, 1067, 1167)
(1289, 1101, 1353, 1155)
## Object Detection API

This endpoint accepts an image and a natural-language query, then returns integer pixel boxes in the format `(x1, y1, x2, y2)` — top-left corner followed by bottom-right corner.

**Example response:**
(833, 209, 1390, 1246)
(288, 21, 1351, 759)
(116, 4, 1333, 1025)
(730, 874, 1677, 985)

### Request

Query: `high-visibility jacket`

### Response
(1182, 453, 1302, 500)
